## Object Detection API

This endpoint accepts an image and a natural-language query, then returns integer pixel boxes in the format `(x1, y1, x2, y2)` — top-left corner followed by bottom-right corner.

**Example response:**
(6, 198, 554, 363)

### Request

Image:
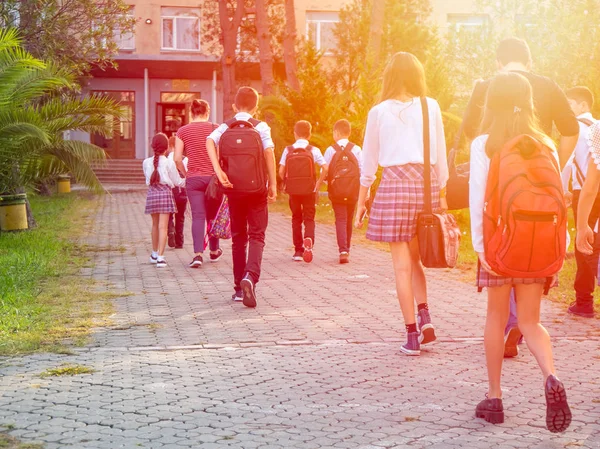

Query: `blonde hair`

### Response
(380, 52, 427, 102)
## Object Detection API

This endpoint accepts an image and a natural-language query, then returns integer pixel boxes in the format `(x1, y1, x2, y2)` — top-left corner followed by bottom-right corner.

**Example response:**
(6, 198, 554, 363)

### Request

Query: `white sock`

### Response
(152, 250, 158, 258)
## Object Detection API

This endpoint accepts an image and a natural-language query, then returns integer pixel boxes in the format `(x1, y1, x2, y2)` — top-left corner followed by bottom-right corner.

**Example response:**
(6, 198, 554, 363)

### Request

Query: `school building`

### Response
(83, 0, 478, 164)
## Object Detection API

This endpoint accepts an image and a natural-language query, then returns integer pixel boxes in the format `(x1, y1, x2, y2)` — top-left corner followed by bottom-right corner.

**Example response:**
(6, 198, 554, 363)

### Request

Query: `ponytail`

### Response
(149, 133, 169, 186)
(150, 154, 161, 186)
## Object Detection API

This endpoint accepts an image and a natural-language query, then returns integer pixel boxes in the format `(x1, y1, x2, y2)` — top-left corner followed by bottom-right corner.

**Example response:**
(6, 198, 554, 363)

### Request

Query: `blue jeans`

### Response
(186, 176, 219, 254)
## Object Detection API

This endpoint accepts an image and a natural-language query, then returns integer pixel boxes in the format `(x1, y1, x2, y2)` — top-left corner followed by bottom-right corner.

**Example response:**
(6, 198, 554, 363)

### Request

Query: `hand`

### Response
(355, 203, 367, 229)
(564, 191, 573, 208)
(576, 225, 595, 255)
(477, 252, 500, 276)
(217, 170, 233, 189)
(267, 184, 277, 203)
(439, 197, 448, 212)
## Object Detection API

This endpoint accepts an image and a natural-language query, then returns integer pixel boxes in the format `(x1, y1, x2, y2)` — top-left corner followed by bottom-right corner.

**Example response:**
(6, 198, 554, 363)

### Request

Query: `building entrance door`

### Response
(156, 103, 187, 138)
(91, 91, 135, 159)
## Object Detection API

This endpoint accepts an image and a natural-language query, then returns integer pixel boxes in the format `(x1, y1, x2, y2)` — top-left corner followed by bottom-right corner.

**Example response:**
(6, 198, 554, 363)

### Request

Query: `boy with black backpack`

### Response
(324, 119, 362, 264)
(279, 120, 328, 263)
(206, 87, 277, 308)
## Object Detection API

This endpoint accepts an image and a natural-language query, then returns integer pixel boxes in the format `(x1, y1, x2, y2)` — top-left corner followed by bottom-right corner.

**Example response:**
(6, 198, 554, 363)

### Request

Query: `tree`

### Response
(282, 0, 300, 91)
(368, 0, 385, 61)
(255, 0, 276, 95)
(0, 0, 135, 75)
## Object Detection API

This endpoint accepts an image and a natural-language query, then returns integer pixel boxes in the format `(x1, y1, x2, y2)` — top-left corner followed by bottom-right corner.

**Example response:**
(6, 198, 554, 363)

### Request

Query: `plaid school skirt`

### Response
(476, 262, 558, 289)
(145, 184, 177, 215)
(366, 164, 440, 242)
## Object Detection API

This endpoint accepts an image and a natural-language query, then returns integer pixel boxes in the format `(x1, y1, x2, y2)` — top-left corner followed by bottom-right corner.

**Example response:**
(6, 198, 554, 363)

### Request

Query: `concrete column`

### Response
(144, 67, 150, 159)
(212, 69, 218, 123)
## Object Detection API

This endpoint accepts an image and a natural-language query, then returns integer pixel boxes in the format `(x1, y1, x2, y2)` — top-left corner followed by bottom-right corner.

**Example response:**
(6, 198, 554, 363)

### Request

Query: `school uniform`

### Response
(142, 155, 184, 215)
(280, 140, 327, 252)
(361, 98, 448, 242)
(208, 112, 274, 292)
(324, 139, 363, 253)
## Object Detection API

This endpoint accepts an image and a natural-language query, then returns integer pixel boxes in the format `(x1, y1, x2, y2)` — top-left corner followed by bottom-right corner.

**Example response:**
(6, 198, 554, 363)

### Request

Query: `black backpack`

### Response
(218, 118, 267, 196)
(284, 145, 316, 195)
(327, 142, 360, 204)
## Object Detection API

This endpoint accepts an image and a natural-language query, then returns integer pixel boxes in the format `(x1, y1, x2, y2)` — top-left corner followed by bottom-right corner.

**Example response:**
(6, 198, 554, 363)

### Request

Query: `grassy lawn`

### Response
(0, 193, 117, 356)
(0, 430, 43, 449)
(270, 194, 597, 312)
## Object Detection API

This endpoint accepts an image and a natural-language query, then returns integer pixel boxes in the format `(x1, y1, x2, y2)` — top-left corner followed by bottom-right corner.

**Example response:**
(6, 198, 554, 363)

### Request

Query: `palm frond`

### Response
(44, 140, 106, 192)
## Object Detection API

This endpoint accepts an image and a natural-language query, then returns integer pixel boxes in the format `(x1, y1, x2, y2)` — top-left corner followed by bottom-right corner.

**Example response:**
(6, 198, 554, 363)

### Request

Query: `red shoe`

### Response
(302, 237, 313, 263)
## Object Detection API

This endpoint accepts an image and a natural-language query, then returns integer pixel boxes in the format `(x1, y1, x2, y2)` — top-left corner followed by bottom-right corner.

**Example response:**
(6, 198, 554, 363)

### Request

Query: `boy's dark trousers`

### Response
(332, 201, 356, 253)
(168, 186, 188, 247)
(572, 190, 600, 307)
(289, 193, 316, 252)
(228, 192, 268, 292)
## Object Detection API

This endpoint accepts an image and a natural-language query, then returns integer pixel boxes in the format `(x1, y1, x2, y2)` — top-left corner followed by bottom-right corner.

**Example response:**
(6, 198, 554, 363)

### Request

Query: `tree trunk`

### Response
(283, 0, 300, 91)
(368, 0, 385, 62)
(218, 0, 246, 119)
(254, 0, 275, 96)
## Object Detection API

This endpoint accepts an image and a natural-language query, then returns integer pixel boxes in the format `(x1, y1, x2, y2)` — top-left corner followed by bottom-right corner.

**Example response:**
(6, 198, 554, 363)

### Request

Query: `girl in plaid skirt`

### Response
(469, 72, 571, 431)
(355, 52, 449, 357)
(142, 133, 185, 268)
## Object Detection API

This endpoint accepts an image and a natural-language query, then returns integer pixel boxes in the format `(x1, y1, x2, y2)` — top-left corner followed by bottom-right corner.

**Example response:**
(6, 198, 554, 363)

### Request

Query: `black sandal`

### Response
(475, 396, 504, 424)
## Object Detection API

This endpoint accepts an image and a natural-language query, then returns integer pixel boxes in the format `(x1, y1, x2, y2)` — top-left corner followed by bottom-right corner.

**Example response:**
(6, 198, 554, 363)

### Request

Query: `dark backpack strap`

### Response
(248, 118, 260, 127)
(332, 142, 343, 152)
(345, 142, 355, 152)
(578, 118, 594, 127)
(421, 97, 432, 215)
(225, 118, 236, 128)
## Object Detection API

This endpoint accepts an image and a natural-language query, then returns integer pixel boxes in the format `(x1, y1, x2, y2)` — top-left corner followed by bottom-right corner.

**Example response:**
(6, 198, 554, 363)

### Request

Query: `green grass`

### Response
(0, 432, 43, 448)
(0, 193, 117, 355)
(39, 364, 95, 378)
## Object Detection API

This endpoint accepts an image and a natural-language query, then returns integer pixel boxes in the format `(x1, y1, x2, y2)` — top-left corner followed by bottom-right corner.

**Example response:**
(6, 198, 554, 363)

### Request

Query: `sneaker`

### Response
(149, 254, 158, 264)
(231, 290, 243, 302)
(545, 375, 571, 433)
(567, 301, 595, 318)
(475, 397, 504, 424)
(417, 308, 436, 345)
(339, 252, 350, 264)
(303, 237, 313, 263)
(292, 250, 304, 262)
(189, 255, 203, 268)
(240, 274, 257, 308)
(504, 327, 522, 358)
(168, 233, 176, 248)
(210, 248, 223, 262)
(400, 332, 420, 356)
(156, 258, 167, 268)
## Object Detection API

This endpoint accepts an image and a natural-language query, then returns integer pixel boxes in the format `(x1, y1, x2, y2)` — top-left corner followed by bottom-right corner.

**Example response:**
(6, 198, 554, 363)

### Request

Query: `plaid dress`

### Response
(366, 164, 440, 242)
(476, 262, 557, 289)
(145, 184, 177, 215)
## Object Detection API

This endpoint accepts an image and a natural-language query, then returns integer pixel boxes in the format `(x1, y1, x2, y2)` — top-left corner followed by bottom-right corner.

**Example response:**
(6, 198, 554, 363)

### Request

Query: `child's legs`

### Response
(289, 195, 304, 251)
(505, 288, 519, 334)
(515, 283, 555, 379)
(390, 241, 416, 326)
(332, 202, 349, 253)
(174, 190, 187, 246)
(151, 214, 159, 251)
(409, 237, 427, 305)
(157, 213, 170, 256)
(245, 194, 268, 284)
(485, 284, 512, 398)
(301, 194, 316, 244)
(346, 202, 356, 250)
(228, 196, 249, 290)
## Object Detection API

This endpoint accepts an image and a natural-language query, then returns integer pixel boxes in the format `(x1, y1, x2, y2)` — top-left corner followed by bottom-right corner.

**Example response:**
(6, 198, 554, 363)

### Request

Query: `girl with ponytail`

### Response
(143, 133, 185, 267)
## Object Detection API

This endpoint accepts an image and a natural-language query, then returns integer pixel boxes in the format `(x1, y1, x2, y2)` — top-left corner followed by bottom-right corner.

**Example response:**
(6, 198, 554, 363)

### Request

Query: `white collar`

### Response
(336, 138, 350, 147)
(578, 112, 594, 121)
(234, 112, 253, 121)
(293, 139, 310, 148)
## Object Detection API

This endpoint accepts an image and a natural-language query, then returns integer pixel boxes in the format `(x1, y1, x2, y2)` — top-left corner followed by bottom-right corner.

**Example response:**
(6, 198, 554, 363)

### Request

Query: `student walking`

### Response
(324, 119, 362, 263)
(469, 72, 571, 432)
(355, 52, 448, 356)
(174, 99, 222, 268)
(279, 120, 328, 263)
(143, 133, 185, 268)
(207, 87, 278, 308)
(167, 136, 188, 249)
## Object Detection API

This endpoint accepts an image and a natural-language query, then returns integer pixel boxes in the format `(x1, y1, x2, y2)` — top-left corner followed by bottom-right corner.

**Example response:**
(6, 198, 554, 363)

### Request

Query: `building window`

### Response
(161, 7, 201, 51)
(114, 7, 136, 50)
(306, 11, 339, 53)
(447, 14, 489, 37)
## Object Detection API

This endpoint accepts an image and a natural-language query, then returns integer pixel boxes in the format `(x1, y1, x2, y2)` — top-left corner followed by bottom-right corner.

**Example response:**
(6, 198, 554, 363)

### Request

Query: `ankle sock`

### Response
(417, 303, 429, 312)
(152, 250, 158, 258)
(406, 323, 418, 333)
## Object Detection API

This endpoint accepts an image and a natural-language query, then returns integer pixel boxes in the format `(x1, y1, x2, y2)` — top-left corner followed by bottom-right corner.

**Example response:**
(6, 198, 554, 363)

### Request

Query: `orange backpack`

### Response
(483, 135, 567, 280)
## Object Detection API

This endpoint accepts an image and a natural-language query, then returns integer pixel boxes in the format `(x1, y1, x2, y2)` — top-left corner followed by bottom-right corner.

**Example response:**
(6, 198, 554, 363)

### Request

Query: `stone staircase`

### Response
(93, 159, 146, 185)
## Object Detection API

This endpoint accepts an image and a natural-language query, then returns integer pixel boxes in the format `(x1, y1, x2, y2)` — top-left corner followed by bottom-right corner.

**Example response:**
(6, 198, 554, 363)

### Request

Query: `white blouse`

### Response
(142, 155, 185, 188)
(360, 98, 448, 188)
(588, 121, 600, 168)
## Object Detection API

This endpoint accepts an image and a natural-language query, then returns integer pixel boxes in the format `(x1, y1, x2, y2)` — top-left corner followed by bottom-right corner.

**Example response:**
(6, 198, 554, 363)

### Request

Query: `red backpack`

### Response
(284, 145, 316, 195)
(483, 135, 567, 281)
(327, 142, 360, 204)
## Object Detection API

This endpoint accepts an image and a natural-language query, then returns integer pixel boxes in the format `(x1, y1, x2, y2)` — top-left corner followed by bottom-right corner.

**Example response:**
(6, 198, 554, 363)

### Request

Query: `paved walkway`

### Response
(0, 190, 599, 449)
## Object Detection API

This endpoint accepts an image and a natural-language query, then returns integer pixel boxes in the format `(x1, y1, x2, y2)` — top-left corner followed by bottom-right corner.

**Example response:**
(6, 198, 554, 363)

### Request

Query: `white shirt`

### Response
(360, 98, 448, 188)
(323, 139, 363, 170)
(279, 139, 327, 166)
(208, 112, 274, 150)
(142, 155, 185, 188)
(564, 112, 597, 191)
(589, 121, 600, 168)
(168, 152, 188, 170)
(469, 135, 559, 253)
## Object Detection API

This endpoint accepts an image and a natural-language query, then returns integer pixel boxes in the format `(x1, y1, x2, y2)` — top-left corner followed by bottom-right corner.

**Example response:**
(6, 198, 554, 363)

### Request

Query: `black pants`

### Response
(572, 190, 600, 307)
(332, 201, 356, 253)
(228, 193, 268, 292)
(168, 187, 188, 247)
(289, 193, 316, 252)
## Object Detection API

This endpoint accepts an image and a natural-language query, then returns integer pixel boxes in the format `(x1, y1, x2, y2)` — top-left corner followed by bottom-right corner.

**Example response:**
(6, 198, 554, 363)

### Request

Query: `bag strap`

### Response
(421, 97, 432, 214)
(573, 157, 586, 186)
(332, 142, 343, 152)
(578, 117, 594, 127)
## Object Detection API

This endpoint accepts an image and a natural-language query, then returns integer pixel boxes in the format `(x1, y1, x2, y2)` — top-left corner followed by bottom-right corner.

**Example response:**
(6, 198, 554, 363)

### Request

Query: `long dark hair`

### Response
(150, 133, 169, 186)
(481, 72, 549, 158)
(380, 52, 427, 103)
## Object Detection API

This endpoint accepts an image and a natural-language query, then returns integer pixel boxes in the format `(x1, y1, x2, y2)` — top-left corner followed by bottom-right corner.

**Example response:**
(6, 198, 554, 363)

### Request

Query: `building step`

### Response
(93, 159, 146, 185)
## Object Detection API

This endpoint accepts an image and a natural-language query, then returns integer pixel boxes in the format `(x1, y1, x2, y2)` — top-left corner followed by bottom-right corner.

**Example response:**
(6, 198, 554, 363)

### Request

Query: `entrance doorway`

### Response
(156, 92, 202, 138)
(91, 91, 135, 159)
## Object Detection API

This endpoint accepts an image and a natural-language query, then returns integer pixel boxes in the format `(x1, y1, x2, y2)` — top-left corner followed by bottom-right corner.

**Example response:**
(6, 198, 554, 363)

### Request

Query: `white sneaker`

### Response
(156, 258, 167, 268)
(149, 254, 158, 264)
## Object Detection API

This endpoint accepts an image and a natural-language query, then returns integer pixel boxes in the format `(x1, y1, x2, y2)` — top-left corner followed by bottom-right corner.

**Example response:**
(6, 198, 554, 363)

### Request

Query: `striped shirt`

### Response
(176, 121, 218, 177)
